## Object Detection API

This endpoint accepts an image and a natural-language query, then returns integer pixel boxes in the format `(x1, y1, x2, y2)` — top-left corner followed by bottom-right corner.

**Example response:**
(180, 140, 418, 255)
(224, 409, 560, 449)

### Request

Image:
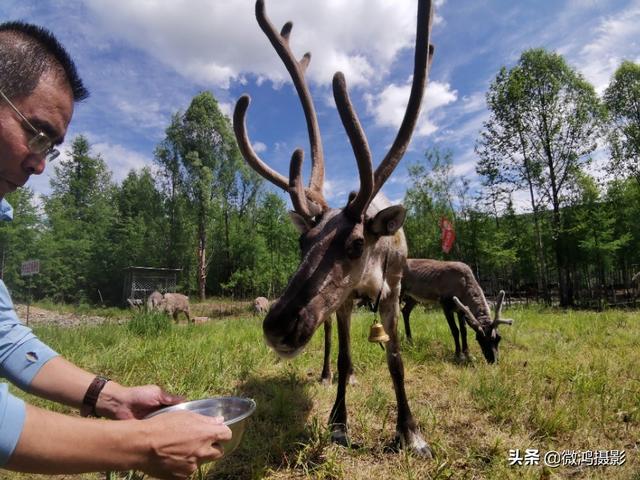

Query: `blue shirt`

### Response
(0, 198, 58, 466)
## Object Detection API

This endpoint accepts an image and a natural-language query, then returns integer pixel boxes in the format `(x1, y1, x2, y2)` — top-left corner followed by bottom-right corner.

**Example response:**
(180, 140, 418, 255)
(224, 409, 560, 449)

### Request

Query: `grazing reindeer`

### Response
(147, 290, 164, 311)
(233, 0, 435, 456)
(147, 291, 192, 324)
(161, 293, 192, 324)
(253, 296, 270, 315)
(401, 259, 513, 363)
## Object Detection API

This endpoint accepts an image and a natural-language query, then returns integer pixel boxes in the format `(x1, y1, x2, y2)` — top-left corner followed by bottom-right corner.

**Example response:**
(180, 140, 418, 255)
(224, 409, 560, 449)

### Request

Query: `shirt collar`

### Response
(0, 198, 14, 222)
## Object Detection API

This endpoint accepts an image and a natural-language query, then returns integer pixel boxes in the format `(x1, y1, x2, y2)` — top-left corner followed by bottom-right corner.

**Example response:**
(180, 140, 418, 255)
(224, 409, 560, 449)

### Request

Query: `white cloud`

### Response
(217, 101, 234, 119)
(90, 142, 154, 183)
(84, 0, 425, 89)
(365, 80, 457, 137)
(253, 141, 267, 153)
(575, 4, 640, 94)
(113, 98, 169, 132)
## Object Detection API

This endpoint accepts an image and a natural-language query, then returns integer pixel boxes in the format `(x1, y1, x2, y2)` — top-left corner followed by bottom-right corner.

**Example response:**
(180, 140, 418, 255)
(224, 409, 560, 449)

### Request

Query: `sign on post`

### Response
(21, 259, 40, 276)
(21, 259, 39, 326)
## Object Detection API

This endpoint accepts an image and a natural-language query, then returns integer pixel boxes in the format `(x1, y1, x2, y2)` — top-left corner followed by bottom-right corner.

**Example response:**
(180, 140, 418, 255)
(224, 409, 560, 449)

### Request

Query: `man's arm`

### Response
(5, 402, 231, 478)
(29, 356, 183, 419)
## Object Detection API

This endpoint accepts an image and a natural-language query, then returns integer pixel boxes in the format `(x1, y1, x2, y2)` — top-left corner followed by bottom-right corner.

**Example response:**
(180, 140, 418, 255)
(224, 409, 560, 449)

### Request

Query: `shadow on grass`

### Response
(207, 372, 315, 479)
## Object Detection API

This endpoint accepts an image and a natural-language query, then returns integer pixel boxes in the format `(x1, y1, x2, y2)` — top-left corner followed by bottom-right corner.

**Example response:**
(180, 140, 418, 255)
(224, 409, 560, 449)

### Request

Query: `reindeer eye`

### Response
(346, 238, 364, 259)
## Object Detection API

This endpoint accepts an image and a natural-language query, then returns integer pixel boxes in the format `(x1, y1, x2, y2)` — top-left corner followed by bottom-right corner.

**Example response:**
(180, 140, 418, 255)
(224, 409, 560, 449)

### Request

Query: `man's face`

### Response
(0, 73, 74, 198)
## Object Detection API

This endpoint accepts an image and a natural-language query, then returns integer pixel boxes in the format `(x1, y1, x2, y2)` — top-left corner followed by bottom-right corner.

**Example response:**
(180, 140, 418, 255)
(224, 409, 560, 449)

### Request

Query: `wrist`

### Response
(95, 380, 128, 419)
(80, 375, 110, 417)
(119, 418, 152, 472)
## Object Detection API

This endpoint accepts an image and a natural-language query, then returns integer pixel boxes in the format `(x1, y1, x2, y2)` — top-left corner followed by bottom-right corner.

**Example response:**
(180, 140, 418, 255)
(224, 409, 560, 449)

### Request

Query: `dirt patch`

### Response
(13, 304, 114, 328)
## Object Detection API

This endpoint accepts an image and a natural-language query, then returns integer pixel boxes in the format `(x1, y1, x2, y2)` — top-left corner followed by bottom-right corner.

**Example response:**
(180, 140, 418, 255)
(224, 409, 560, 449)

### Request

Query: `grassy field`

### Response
(7, 303, 640, 479)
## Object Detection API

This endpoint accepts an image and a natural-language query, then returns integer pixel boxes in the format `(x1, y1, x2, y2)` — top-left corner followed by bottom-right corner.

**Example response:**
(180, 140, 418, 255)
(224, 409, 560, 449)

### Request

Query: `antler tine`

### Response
(233, 95, 289, 190)
(255, 0, 325, 201)
(372, 0, 435, 200)
(493, 290, 514, 327)
(495, 318, 514, 326)
(453, 296, 484, 336)
(289, 149, 322, 218)
(332, 72, 374, 220)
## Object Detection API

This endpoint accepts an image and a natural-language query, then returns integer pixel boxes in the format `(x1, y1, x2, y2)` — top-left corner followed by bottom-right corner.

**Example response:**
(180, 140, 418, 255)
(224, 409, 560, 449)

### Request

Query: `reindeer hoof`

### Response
(413, 442, 434, 459)
(454, 353, 466, 364)
(395, 431, 433, 459)
(320, 375, 332, 386)
(348, 374, 358, 386)
(331, 430, 361, 449)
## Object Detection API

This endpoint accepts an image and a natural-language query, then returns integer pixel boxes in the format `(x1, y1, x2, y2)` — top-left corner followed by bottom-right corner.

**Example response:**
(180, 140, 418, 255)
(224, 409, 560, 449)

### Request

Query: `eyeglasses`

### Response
(0, 89, 60, 161)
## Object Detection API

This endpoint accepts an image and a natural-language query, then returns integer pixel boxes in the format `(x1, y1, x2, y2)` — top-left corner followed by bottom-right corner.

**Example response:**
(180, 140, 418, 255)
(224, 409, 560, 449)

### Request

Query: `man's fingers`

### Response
(160, 390, 185, 405)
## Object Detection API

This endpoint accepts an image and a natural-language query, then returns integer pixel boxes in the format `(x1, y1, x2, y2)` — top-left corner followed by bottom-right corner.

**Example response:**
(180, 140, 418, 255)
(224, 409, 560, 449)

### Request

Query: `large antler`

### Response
(371, 0, 435, 200)
(452, 296, 485, 336)
(332, 72, 374, 220)
(233, 0, 328, 219)
(235, 0, 435, 219)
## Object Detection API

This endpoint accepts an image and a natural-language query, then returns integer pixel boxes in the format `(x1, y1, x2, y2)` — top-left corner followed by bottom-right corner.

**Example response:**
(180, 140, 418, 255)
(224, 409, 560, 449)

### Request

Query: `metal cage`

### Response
(122, 266, 182, 306)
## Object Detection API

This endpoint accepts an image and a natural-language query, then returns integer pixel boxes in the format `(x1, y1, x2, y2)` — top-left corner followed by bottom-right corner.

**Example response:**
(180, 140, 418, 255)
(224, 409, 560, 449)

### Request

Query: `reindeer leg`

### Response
(329, 300, 357, 447)
(381, 296, 432, 458)
(320, 317, 333, 385)
(457, 311, 472, 362)
(401, 295, 417, 343)
(442, 299, 463, 363)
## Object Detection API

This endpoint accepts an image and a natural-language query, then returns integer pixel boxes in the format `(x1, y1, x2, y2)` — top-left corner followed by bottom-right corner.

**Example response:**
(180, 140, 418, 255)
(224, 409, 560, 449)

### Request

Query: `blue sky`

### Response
(2, 0, 639, 209)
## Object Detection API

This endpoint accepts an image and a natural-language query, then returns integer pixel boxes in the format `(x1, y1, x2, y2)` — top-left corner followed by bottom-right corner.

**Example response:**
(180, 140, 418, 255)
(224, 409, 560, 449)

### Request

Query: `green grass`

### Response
(7, 304, 640, 479)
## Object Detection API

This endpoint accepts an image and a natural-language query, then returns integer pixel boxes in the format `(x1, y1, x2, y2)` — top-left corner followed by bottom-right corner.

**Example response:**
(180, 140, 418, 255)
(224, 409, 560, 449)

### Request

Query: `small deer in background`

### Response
(146, 291, 164, 311)
(401, 259, 513, 363)
(147, 291, 192, 324)
(253, 296, 270, 315)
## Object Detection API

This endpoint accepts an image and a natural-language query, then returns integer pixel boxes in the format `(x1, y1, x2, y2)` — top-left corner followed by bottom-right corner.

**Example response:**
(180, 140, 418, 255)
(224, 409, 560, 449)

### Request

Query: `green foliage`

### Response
(154, 92, 264, 300)
(38, 135, 117, 303)
(476, 48, 606, 305)
(3, 57, 640, 307)
(403, 147, 462, 259)
(0, 187, 41, 300)
(604, 60, 640, 183)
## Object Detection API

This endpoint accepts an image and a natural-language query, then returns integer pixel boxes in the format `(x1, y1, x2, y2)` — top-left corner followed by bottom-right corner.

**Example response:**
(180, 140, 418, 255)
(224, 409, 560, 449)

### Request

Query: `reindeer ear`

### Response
(289, 211, 312, 233)
(367, 205, 406, 236)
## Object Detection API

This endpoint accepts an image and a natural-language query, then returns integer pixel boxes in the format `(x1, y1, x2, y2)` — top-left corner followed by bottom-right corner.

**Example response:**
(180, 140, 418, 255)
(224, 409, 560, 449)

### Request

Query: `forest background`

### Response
(1, 50, 639, 309)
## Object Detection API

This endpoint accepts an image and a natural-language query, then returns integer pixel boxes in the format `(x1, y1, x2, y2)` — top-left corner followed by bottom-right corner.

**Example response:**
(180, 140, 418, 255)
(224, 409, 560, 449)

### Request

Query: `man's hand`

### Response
(97, 382, 184, 419)
(137, 411, 232, 480)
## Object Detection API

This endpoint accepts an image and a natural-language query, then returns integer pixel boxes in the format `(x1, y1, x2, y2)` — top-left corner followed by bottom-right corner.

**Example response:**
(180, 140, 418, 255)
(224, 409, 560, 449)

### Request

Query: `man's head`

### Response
(0, 22, 88, 198)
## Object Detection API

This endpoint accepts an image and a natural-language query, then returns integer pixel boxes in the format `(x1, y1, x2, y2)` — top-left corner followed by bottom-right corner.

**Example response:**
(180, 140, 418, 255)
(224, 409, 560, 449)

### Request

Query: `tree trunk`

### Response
(198, 217, 207, 302)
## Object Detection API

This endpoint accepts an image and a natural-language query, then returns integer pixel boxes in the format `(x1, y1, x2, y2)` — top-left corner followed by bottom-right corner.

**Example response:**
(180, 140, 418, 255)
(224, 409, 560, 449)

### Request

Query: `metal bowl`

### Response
(146, 396, 256, 456)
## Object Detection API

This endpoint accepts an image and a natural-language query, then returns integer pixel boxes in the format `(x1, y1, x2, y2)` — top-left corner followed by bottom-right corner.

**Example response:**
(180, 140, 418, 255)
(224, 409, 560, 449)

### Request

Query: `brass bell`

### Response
(368, 322, 390, 343)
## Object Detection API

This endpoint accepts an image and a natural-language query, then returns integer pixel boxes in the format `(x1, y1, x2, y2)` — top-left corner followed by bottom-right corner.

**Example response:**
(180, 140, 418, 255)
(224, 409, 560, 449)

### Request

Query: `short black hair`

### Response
(0, 21, 89, 102)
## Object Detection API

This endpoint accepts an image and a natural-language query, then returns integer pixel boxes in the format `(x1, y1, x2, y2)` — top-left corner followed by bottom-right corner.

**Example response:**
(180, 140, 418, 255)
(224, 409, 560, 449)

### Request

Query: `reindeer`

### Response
(233, 0, 435, 457)
(146, 290, 164, 311)
(147, 291, 192, 324)
(161, 293, 192, 324)
(401, 259, 513, 363)
(252, 296, 270, 315)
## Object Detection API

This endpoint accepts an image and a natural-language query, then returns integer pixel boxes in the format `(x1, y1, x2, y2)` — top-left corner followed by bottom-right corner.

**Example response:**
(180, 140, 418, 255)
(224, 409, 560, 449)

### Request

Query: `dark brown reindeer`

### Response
(233, 0, 435, 456)
(401, 259, 513, 363)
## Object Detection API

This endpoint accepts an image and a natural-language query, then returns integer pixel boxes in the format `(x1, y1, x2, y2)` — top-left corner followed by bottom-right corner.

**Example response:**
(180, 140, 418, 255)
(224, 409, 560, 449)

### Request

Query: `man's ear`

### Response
(367, 205, 406, 236)
(289, 211, 312, 233)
